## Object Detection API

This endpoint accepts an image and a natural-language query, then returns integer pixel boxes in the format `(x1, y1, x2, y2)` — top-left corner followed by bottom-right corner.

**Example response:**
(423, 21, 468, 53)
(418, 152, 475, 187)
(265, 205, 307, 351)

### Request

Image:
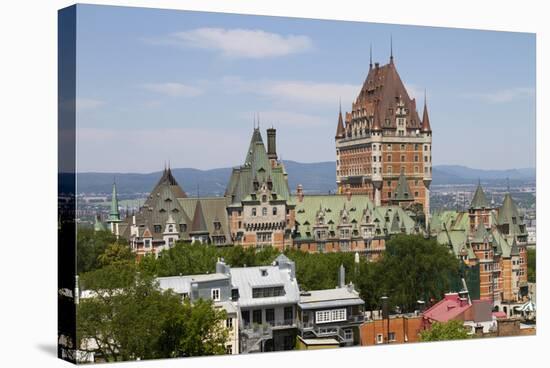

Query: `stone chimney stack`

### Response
(297, 184, 304, 202)
(267, 127, 277, 164)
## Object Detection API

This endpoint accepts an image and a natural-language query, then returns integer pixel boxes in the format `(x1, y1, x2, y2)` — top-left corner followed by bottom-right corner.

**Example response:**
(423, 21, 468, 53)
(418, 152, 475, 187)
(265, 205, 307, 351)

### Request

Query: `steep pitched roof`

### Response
(225, 128, 291, 206)
(497, 193, 527, 237)
(346, 61, 422, 130)
(190, 200, 208, 234)
(471, 224, 489, 243)
(421, 99, 432, 133)
(335, 107, 345, 138)
(469, 184, 489, 210)
(153, 167, 187, 198)
(394, 169, 413, 201)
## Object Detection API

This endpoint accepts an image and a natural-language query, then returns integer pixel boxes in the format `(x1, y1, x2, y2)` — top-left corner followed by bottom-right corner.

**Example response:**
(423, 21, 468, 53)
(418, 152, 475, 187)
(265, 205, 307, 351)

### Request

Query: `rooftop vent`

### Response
(260, 269, 268, 277)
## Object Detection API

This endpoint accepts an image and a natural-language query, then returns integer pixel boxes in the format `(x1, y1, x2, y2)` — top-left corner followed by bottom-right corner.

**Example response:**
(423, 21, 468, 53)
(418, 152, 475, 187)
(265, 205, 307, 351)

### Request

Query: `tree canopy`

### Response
(419, 320, 471, 341)
(77, 228, 120, 273)
(77, 262, 228, 362)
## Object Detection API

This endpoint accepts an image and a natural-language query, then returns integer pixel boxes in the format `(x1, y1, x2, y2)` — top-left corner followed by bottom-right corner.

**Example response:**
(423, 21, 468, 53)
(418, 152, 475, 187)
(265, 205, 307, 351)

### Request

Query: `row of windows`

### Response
(251, 207, 278, 216)
(252, 286, 286, 298)
(339, 166, 432, 176)
(316, 308, 347, 324)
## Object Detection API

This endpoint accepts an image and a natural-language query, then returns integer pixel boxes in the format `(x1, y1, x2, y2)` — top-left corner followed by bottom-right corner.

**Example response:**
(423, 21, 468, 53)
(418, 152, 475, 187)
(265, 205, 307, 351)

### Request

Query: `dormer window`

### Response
(262, 195, 267, 203)
(179, 224, 187, 233)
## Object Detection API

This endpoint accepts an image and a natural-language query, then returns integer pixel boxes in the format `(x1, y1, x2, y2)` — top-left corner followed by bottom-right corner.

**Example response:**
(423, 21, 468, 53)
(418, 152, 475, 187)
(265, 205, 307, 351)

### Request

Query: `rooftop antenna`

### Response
(506, 177, 510, 192)
(197, 183, 200, 198)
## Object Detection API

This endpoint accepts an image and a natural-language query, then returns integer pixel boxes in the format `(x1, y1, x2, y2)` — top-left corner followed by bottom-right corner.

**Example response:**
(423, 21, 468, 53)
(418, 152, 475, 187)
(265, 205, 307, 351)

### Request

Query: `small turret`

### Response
(421, 93, 432, 134)
(335, 103, 346, 139)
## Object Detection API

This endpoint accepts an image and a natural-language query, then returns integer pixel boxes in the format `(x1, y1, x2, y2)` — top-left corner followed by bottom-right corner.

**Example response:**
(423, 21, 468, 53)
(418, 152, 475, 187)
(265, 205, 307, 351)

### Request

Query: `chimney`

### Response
(267, 128, 277, 161)
(338, 264, 345, 288)
(297, 184, 304, 202)
(346, 185, 352, 201)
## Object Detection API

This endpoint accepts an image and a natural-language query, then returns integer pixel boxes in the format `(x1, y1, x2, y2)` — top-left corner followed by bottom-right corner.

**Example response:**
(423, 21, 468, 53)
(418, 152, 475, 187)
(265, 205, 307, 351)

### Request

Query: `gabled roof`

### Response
(469, 184, 489, 210)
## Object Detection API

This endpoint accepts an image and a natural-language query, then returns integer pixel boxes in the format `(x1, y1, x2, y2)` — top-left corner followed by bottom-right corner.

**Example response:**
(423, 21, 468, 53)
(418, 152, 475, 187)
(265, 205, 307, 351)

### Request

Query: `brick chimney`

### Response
(297, 184, 304, 202)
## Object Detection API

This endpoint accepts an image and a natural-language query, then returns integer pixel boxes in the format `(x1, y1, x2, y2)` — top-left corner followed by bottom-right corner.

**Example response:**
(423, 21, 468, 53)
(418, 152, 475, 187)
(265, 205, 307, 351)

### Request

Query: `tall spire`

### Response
(108, 181, 120, 222)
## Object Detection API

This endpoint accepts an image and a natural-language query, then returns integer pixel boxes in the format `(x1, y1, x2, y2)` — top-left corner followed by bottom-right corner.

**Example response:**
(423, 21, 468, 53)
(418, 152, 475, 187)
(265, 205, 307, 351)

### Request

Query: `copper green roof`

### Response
(469, 184, 489, 209)
(471, 224, 489, 243)
(497, 193, 526, 236)
(225, 128, 291, 206)
(291, 194, 415, 241)
(108, 182, 120, 222)
(190, 200, 208, 234)
(394, 169, 413, 202)
(510, 238, 520, 256)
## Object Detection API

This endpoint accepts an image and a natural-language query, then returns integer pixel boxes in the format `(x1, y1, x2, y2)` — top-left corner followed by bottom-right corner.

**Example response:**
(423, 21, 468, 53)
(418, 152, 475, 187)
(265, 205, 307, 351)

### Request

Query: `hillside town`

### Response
(69, 53, 536, 363)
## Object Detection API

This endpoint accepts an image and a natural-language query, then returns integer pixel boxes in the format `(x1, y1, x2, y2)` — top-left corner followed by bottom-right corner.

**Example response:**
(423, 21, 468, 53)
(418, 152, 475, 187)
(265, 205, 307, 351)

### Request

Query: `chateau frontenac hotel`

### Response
(101, 53, 529, 307)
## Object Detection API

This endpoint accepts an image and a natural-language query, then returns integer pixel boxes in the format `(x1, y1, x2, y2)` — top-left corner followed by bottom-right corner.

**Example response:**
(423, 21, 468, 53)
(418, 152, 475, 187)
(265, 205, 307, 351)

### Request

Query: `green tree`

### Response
(77, 228, 118, 273)
(419, 320, 471, 341)
(77, 263, 228, 361)
(98, 243, 135, 267)
(362, 235, 460, 312)
(527, 248, 536, 283)
(157, 299, 228, 357)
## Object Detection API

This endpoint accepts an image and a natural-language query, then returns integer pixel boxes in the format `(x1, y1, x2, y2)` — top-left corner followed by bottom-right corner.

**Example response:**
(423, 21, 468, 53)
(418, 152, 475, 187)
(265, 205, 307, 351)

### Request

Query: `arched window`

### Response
(272, 207, 277, 216)
(252, 208, 257, 216)
(262, 207, 268, 216)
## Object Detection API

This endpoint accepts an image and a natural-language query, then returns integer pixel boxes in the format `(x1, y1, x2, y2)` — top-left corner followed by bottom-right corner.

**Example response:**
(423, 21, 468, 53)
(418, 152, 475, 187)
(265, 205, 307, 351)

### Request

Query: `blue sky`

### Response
(74, 4, 535, 173)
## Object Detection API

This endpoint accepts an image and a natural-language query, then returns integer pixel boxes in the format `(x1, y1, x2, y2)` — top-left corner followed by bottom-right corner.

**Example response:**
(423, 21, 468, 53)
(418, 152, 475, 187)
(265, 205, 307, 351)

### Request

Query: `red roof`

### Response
(493, 311, 507, 319)
(423, 293, 471, 323)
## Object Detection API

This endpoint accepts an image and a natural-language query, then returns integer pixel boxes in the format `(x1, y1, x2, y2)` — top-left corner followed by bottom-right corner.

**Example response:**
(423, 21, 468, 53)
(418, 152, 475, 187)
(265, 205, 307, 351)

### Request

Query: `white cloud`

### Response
(223, 76, 359, 105)
(152, 27, 312, 59)
(464, 87, 534, 103)
(141, 82, 203, 97)
(75, 98, 104, 111)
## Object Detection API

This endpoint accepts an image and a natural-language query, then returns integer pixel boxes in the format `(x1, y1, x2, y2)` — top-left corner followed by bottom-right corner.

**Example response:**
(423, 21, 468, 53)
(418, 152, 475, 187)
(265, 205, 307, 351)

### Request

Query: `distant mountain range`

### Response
(70, 161, 535, 196)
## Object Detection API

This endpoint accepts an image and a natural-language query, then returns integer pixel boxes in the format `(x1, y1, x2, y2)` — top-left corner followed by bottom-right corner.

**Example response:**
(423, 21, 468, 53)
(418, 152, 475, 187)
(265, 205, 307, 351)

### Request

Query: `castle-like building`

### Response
(335, 53, 432, 223)
(101, 50, 528, 312)
(431, 183, 529, 308)
(105, 126, 418, 260)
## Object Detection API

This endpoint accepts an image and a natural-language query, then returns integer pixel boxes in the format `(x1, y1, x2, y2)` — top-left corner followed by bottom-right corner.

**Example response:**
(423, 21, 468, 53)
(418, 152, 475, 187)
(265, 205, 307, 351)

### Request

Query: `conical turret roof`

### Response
(336, 106, 345, 138)
(394, 169, 413, 201)
(469, 183, 489, 210)
(190, 200, 208, 234)
(421, 98, 432, 133)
